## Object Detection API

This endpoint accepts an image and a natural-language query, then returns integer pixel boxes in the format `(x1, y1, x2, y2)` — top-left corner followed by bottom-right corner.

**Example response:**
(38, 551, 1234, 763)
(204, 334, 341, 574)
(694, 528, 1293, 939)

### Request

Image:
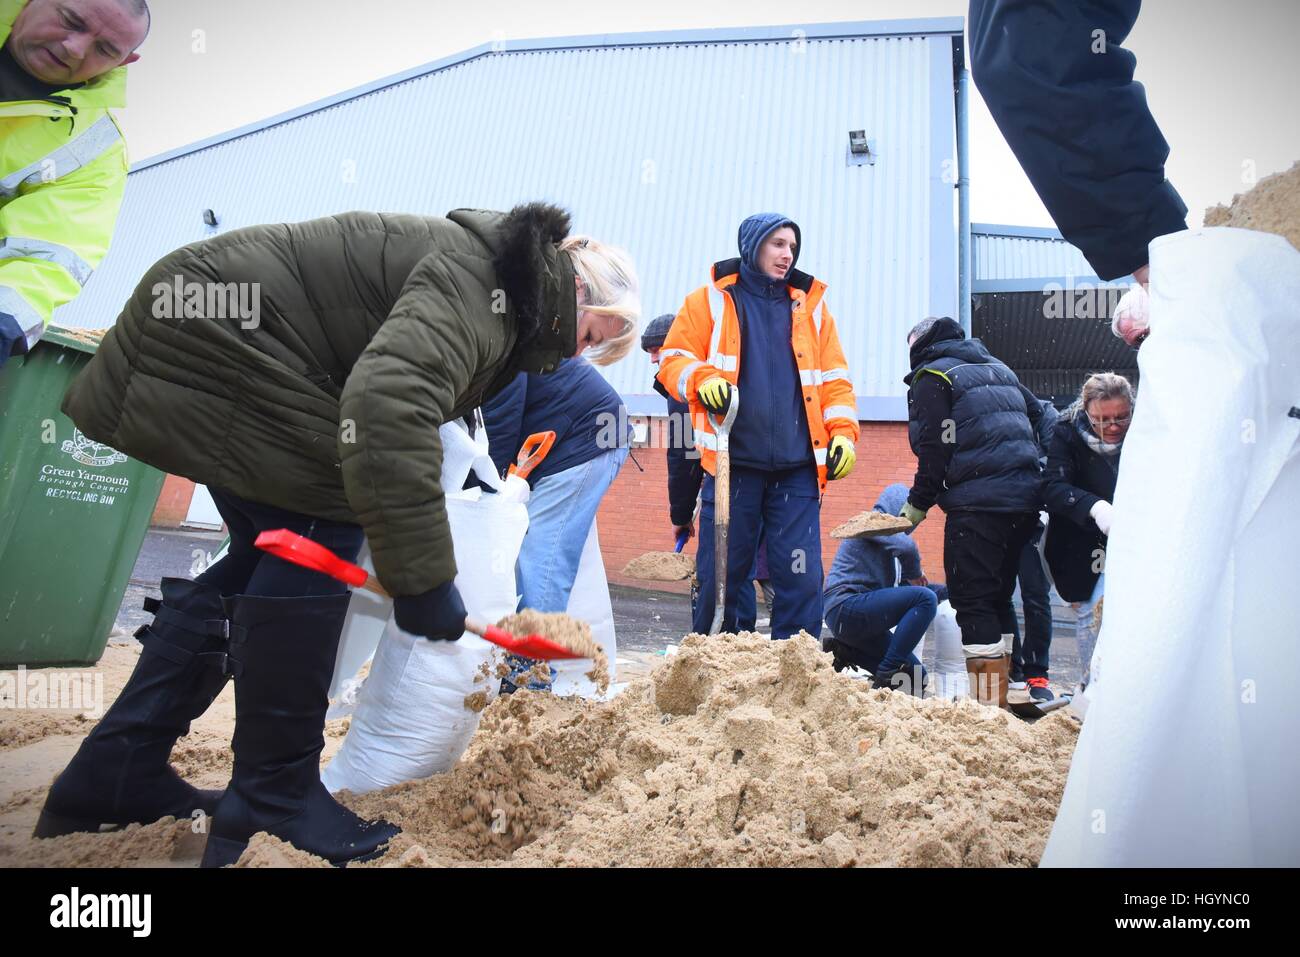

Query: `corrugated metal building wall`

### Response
(54, 18, 965, 421)
(972, 222, 1100, 288)
(971, 223, 1137, 403)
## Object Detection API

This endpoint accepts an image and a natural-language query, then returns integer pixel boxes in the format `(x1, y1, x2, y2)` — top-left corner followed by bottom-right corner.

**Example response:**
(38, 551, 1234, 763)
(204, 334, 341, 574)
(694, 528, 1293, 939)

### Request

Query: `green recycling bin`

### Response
(0, 326, 165, 666)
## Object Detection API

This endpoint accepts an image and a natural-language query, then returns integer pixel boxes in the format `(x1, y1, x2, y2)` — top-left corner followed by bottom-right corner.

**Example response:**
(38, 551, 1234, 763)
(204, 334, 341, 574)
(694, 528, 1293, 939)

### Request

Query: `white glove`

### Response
(1089, 500, 1113, 536)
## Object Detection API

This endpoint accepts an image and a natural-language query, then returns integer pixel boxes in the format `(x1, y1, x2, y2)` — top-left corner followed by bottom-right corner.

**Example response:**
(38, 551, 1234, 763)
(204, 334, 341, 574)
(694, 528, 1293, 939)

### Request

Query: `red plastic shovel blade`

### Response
(481, 625, 582, 661)
(254, 529, 369, 588)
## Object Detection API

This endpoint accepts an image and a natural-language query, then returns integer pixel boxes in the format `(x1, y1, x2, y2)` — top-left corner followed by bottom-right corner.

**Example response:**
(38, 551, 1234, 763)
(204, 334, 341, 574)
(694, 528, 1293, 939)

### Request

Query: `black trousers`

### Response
(943, 510, 1040, 648)
(195, 489, 364, 598)
(1009, 520, 1053, 680)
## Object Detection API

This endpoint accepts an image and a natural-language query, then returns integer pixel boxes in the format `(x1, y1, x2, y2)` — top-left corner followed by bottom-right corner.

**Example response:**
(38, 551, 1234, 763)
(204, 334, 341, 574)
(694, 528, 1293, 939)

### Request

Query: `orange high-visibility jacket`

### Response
(656, 259, 859, 490)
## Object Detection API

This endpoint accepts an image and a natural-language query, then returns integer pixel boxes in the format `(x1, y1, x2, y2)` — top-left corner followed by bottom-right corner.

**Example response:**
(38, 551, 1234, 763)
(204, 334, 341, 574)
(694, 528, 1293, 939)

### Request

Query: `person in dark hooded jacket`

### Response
(899, 316, 1044, 708)
(39, 204, 639, 867)
(822, 483, 938, 694)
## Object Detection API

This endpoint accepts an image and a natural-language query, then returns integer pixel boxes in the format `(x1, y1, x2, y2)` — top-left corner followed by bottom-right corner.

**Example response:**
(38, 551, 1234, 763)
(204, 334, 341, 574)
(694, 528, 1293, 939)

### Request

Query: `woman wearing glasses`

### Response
(1043, 372, 1135, 688)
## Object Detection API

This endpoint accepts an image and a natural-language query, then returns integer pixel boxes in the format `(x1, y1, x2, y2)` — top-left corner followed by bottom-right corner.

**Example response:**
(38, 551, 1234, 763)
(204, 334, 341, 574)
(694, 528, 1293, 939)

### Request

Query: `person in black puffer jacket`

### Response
(1044, 372, 1135, 686)
(899, 316, 1045, 708)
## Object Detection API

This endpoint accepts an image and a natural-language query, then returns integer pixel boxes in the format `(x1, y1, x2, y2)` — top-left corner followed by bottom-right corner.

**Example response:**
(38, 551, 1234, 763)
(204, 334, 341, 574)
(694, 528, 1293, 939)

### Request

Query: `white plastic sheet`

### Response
(926, 600, 967, 699)
(1043, 228, 1300, 866)
(550, 518, 617, 698)
(322, 420, 528, 793)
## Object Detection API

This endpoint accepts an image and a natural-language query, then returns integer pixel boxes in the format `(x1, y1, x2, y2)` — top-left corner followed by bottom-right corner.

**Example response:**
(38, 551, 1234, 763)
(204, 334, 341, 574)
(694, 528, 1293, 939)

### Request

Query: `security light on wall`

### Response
(202, 209, 219, 227)
(847, 130, 876, 167)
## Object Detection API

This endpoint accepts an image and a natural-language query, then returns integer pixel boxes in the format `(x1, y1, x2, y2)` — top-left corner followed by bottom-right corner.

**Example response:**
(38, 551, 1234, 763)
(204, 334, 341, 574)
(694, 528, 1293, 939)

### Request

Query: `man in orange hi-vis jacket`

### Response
(658, 213, 858, 639)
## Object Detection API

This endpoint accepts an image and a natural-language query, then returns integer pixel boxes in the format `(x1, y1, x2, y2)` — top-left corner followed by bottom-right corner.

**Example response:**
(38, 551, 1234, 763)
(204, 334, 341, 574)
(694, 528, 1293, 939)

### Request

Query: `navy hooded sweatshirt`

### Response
(727, 212, 814, 472)
(822, 484, 924, 617)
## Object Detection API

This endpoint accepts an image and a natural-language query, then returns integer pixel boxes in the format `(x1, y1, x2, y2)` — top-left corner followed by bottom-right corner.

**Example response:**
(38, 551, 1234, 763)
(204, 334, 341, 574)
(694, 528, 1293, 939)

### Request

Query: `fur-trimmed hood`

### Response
(449, 202, 578, 374)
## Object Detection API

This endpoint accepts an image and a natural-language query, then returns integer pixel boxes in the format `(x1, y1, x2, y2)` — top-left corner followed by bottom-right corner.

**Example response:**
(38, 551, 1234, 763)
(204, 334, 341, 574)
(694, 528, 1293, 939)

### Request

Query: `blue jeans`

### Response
(824, 586, 937, 673)
(506, 447, 627, 689)
(1074, 572, 1105, 684)
(693, 463, 822, 640)
(517, 446, 628, 612)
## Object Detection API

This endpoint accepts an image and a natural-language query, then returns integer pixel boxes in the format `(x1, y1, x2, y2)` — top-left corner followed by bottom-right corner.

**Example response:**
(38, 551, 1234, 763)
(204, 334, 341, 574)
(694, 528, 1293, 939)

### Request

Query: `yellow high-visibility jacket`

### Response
(657, 258, 859, 491)
(1, 0, 129, 352)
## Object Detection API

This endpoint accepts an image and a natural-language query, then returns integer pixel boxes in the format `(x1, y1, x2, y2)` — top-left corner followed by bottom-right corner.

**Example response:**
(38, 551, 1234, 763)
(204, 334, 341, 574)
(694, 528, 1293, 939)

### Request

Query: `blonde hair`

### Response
(561, 235, 640, 366)
(1068, 372, 1135, 421)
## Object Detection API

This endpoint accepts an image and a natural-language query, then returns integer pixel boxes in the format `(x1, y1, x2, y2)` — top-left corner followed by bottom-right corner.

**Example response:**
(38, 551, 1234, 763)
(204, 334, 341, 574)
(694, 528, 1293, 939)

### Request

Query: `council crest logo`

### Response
(61, 429, 128, 468)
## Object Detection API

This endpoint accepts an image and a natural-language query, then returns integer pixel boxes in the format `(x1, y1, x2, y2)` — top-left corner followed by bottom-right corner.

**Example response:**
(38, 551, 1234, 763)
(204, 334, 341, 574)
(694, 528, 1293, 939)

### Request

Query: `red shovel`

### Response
(253, 528, 582, 660)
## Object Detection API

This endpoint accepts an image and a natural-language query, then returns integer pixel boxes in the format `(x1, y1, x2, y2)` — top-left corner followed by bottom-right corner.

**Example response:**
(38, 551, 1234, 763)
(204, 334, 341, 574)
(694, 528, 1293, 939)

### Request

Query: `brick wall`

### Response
(153, 419, 948, 595)
(598, 418, 946, 593)
(152, 474, 197, 527)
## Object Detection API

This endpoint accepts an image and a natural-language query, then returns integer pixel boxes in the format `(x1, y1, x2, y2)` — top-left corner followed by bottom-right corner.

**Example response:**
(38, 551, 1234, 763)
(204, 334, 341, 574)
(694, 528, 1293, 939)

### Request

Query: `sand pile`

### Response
(831, 511, 914, 540)
(5, 634, 1078, 868)
(623, 551, 695, 581)
(1203, 160, 1299, 251)
(329, 632, 1078, 867)
(0, 817, 207, 867)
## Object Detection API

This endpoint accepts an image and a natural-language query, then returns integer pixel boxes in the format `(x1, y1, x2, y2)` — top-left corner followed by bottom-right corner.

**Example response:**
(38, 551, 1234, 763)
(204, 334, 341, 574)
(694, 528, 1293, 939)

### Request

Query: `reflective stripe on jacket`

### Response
(1, 0, 129, 350)
(656, 258, 859, 490)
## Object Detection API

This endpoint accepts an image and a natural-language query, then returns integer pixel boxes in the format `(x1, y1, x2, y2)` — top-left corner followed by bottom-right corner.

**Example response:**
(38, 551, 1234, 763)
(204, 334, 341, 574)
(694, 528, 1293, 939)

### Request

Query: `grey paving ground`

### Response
(117, 529, 1086, 687)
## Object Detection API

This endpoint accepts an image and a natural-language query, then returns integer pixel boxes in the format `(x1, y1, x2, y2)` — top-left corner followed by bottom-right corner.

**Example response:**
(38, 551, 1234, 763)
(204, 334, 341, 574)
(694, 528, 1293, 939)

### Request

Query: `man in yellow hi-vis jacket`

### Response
(1, 0, 148, 365)
(658, 213, 859, 639)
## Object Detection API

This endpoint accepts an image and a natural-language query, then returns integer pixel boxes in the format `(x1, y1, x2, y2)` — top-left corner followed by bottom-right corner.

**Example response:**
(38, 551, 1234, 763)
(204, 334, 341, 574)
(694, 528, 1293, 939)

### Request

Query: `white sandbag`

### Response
(327, 543, 390, 707)
(1043, 227, 1300, 867)
(322, 421, 529, 794)
(926, 600, 968, 699)
(327, 415, 495, 703)
(550, 518, 617, 698)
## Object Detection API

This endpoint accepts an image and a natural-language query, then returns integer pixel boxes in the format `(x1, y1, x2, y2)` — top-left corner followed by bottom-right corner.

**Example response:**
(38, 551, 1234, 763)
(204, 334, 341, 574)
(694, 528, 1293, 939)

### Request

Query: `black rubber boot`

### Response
(870, 664, 929, 698)
(34, 578, 231, 838)
(200, 593, 399, 868)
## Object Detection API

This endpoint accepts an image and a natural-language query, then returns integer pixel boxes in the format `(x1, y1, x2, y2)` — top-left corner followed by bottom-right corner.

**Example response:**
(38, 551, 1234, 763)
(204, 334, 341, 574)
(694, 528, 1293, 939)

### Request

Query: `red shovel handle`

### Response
(254, 529, 581, 660)
(254, 529, 389, 596)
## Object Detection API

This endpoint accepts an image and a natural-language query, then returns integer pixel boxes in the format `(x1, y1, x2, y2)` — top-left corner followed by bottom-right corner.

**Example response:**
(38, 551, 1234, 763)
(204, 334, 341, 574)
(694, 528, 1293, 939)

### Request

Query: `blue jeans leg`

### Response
(517, 447, 627, 613)
(1074, 572, 1105, 684)
(826, 587, 936, 672)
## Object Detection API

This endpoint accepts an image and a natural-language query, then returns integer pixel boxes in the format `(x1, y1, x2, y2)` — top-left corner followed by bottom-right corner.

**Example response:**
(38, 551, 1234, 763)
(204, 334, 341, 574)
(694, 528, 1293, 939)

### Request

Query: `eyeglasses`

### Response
(1088, 413, 1132, 429)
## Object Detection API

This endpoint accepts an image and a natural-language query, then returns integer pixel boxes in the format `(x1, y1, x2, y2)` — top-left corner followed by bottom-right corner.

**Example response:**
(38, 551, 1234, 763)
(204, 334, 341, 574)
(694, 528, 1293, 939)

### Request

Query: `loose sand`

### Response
(2, 628, 1077, 869)
(623, 551, 695, 582)
(831, 511, 915, 540)
(496, 610, 610, 696)
(1203, 160, 1300, 251)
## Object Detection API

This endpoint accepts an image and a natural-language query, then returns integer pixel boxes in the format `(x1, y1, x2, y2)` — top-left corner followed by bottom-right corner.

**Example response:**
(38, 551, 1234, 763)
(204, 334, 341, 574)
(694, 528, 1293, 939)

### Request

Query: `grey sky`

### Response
(118, 0, 1299, 229)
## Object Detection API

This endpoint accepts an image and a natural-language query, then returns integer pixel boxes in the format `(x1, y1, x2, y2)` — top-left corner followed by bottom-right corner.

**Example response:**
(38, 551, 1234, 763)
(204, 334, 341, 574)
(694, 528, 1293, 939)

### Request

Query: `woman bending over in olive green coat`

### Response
(39, 202, 640, 866)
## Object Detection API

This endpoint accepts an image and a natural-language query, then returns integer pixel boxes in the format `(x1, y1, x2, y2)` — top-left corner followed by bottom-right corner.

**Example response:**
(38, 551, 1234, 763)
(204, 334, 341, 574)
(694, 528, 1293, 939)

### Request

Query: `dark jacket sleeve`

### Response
(1043, 417, 1102, 529)
(665, 394, 703, 526)
(907, 372, 955, 512)
(480, 372, 528, 480)
(969, 0, 1188, 279)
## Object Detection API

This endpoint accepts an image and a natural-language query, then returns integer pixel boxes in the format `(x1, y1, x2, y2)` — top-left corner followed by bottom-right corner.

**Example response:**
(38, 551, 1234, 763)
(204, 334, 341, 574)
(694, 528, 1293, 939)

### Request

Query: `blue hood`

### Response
(737, 213, 801, 275)
(873, 483, 909, 517)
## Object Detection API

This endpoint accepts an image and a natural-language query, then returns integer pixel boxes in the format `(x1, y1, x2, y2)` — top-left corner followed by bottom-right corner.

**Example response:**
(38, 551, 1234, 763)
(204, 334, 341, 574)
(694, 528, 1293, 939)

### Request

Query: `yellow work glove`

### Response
(899, 502, 928, 527)
(697, 376, 733, 415)
(825, 435, 855, 480)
